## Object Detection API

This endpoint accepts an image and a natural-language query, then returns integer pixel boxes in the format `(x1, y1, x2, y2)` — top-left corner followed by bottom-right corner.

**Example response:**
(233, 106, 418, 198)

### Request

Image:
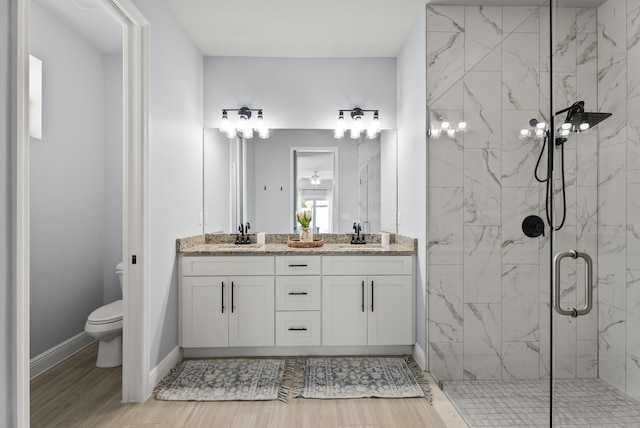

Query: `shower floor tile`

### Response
(443, 378, 640, 427)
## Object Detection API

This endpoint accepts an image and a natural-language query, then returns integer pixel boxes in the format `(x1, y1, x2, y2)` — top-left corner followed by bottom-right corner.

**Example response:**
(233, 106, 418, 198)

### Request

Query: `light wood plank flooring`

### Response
(31, 344, 458, 428)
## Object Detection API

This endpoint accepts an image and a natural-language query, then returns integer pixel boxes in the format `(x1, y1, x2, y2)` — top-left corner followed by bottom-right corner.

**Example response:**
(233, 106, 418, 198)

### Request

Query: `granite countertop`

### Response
(176, 233, 416, 256)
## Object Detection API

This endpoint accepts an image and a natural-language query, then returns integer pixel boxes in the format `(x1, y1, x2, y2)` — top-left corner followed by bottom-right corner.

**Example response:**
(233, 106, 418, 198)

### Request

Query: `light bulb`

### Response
(519, 129, 530, 139)
(579, 122, 589, 131)
(334, 128, 345, 139)
(242, 125, 253, 139)
(447, 128, 456, 138)
(350, 127, 361, 139)
(430, 128, 441, 139)
(371, 111, 381, 132)
(335, 111, 346, 139)
(535, 128, 545, 138)
(441, 121, 450, 130)
(457, 121, 467, 132)
(561, 128, 570, 136)
(536, 121, 546, 129)
(259, 128, 269, 139)
(220, 110, 229, 133)
(561, 123, 572, 130)
(255, 110, 265, 131)
(226, 128, 237, 139)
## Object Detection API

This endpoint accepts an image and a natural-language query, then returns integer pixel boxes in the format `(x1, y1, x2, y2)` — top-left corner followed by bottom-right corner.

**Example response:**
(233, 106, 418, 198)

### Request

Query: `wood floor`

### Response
(31, 344, 454, 428)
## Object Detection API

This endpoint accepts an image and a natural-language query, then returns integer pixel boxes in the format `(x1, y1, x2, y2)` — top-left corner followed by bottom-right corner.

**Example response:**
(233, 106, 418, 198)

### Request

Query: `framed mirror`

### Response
(203, 129, 398, 234)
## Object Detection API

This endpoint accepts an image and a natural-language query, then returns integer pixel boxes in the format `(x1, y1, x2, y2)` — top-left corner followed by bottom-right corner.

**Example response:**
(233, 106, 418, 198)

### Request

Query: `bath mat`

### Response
(294, 356, 431, 402)
(154, 358, 292, 402)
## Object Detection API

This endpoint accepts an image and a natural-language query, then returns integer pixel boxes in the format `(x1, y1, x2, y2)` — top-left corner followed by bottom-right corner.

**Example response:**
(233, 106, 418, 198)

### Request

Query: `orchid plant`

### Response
(296, 210, 312, 229)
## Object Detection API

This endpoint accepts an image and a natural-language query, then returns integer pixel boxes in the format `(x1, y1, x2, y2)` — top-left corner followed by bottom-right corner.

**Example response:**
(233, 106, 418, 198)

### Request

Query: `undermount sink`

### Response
(335, 243, 383, 249)
(212, 243, 262, 249)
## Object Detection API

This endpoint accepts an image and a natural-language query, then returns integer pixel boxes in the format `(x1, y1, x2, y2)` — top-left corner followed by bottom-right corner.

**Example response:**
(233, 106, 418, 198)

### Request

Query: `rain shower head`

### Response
(556, 101, 612, 133)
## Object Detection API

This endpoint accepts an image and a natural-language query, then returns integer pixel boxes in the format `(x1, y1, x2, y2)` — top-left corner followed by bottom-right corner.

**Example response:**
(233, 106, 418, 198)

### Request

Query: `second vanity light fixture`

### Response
(334, 107, 381, 139)
(219, 106, 269, 139)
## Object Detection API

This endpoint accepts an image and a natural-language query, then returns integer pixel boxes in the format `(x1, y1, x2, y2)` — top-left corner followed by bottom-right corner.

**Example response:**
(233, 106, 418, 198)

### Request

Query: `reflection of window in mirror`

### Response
(293, 149, 337, 233)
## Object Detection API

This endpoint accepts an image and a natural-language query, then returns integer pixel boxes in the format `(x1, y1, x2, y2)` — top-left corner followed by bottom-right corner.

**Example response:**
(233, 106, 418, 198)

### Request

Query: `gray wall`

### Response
(29, 1, 107, 357)
(132, 0, 203, 369)
(1, 0, 12, 423)
(203, 56, 397, 130)
(397, 8, 427, 362)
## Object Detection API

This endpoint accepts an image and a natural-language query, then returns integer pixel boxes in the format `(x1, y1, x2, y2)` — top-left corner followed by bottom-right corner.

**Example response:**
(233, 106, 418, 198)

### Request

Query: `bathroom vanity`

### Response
(177, 234, 416, 357)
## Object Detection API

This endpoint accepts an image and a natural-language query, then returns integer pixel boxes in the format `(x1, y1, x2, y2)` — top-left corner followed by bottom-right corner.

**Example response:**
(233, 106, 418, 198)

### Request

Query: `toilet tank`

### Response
(115, 262, 124, 293)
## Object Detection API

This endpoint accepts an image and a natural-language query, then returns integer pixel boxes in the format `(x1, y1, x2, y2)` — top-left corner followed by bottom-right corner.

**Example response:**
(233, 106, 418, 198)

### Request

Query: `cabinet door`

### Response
(228, 276, 275, 347)
(367, 275, 413, 346)
(181, 276, 228, 347)
(322, 276, 368, 346)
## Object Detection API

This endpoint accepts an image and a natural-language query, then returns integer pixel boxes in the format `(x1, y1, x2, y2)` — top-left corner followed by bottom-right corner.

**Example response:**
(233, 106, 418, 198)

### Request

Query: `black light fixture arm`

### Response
(339, 107, 379, 117)
(221, 106, 264, 119)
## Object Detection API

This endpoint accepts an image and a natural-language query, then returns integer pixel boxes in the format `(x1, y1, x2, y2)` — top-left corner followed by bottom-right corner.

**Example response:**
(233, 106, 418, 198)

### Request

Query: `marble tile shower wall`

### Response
(426, 5, 605, 382)
(596, 0, 640, 398)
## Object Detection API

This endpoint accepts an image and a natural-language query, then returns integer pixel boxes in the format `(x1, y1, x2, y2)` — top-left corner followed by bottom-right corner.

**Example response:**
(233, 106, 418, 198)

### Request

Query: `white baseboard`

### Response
(413, 342, 427, 371)
(30, 332, 96, 379)
(149, 346, 182, 392)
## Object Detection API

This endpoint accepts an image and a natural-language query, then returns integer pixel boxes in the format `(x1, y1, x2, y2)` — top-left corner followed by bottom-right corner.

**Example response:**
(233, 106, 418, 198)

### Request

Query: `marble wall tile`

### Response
(463, 72, 502, 149)
(627, 7, 640, 100)
(551, 148, 577, 227)
(539, 302, 552, 378)
(502, 264, 539, 342)
(463, 303, 502, 379)
(464, 226, 502, 303)
(577, 340, 598, 378)
(502, 110, 544, 187)
(551, 312, 578, 379)
(428, 188, 464, 264)
(627, 354, 640, 398)
(628, 184, 640, 270)
(427, 32, 465, 108)
(577, 33, 598, 114)
(503, 6, 539, 34)
(429, 342, 464, 381)
(576, 187, 598, 257)
(551, 8, 577, 74)
(502, 187, 540, 265)
(502, 33, 540, 111)
(630, 0, 640, 14)
(598, 0, 628, 149)
(539, 72, 576, 123)
(599, 303, 627, 392)
(427, 5, 465, 32)
(576, 8, 597, 34)
(428, 265, 464, 342)
(576, 132, 598, 187)
(502, 342, 540, 379)
(465, 6, 502, 72)
(598, 143, 627, 226)
(464, 149, 501, 225)
(599, 225, 628, 310)
(629, 97, 640, 185)
(428, 136, 464, 188)
(627, 269, 640, 357)
(540, 7, 550, 73)
(577, 261, 598, 341)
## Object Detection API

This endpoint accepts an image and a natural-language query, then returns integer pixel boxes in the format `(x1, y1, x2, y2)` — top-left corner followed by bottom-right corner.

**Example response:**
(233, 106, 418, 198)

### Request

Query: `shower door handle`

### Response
(553, 249, 593, 317)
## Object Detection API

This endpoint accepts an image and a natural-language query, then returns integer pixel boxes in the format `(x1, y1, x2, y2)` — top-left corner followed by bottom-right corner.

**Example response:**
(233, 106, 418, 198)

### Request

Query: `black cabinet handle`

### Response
(288, 264, 308, 267)
(361, 280, 365, 312)
(288, 291, 308, 295)
(231, 281, 235, 313)
(288, 327, 308, 331)
(371, 280, 374, 312)
(221, 281, 225, 313)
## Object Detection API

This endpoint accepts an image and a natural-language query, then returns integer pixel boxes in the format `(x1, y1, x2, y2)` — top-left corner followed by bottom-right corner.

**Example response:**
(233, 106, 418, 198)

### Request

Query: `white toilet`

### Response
(84, 262, 123, 368)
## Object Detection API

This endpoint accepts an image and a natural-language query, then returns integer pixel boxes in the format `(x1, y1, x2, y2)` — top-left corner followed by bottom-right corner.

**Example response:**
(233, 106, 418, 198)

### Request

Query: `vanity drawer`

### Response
(276, 276, 321, 311)
(275, 256, 321, 275)
(322, 256, 412, 276)
(182, 256, 274, 276)
(275, 311, 321, 346)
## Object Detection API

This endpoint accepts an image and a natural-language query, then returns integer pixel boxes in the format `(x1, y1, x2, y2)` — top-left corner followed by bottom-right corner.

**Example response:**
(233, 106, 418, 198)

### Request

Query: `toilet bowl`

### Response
(85, 262, 123, 368)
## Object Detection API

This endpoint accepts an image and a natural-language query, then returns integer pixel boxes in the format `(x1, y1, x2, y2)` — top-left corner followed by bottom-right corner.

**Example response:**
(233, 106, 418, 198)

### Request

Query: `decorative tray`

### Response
(287, 237, 324, 248)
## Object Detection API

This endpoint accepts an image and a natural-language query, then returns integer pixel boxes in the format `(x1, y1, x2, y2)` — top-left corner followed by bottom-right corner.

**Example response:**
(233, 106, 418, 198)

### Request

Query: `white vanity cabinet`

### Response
(275, 256, 322, 346)
(322, 256, 413, 346)
(180, 256, 275, 348)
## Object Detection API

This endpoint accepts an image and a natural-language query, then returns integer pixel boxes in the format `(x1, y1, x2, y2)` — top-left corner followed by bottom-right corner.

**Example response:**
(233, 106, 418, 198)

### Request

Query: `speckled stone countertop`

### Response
(176, 233, 416, 256)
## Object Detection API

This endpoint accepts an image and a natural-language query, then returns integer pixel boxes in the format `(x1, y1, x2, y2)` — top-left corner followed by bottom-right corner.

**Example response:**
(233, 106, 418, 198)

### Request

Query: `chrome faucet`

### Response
(351, 222, 366, 244)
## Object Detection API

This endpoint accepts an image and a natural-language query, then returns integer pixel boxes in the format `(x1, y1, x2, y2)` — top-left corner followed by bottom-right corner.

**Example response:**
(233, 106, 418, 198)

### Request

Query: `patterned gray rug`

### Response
(154, 358, 291, 402)
(294, 356, 431, 402)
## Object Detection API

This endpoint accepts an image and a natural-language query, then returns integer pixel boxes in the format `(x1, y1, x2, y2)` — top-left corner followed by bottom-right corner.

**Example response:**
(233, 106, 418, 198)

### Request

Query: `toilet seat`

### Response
(87, 300, 123, 325)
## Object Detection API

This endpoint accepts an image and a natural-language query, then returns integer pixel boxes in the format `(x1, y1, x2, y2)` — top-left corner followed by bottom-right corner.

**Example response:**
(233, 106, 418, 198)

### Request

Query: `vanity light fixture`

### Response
(428, 119, 468, 140)
(334, 108, 381, 140)
(310, 172, 321, 185)
(219, 106, 269, 139)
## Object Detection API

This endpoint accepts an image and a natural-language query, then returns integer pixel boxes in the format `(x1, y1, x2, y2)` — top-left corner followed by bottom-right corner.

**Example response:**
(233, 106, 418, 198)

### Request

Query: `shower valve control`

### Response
(522, 215, 545, 238)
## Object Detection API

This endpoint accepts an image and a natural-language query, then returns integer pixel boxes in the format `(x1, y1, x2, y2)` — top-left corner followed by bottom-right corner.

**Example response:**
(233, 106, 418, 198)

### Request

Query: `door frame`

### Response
(12, 0, 150, 425)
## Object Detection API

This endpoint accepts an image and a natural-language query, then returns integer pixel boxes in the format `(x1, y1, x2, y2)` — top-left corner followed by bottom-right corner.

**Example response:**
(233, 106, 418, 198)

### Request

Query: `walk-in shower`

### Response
(426, 0, 640, 425)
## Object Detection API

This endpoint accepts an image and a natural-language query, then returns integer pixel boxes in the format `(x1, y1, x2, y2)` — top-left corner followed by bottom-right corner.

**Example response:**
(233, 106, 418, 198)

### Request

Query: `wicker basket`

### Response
(287, 237, 324, 248)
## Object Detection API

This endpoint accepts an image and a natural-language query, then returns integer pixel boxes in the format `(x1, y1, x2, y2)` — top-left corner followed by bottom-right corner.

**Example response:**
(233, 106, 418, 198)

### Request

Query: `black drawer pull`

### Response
(288, 292, 308, 295)
(221, 282, 225, 313)
(288, 264, 308, 267)
(288, 327, 308, 331)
